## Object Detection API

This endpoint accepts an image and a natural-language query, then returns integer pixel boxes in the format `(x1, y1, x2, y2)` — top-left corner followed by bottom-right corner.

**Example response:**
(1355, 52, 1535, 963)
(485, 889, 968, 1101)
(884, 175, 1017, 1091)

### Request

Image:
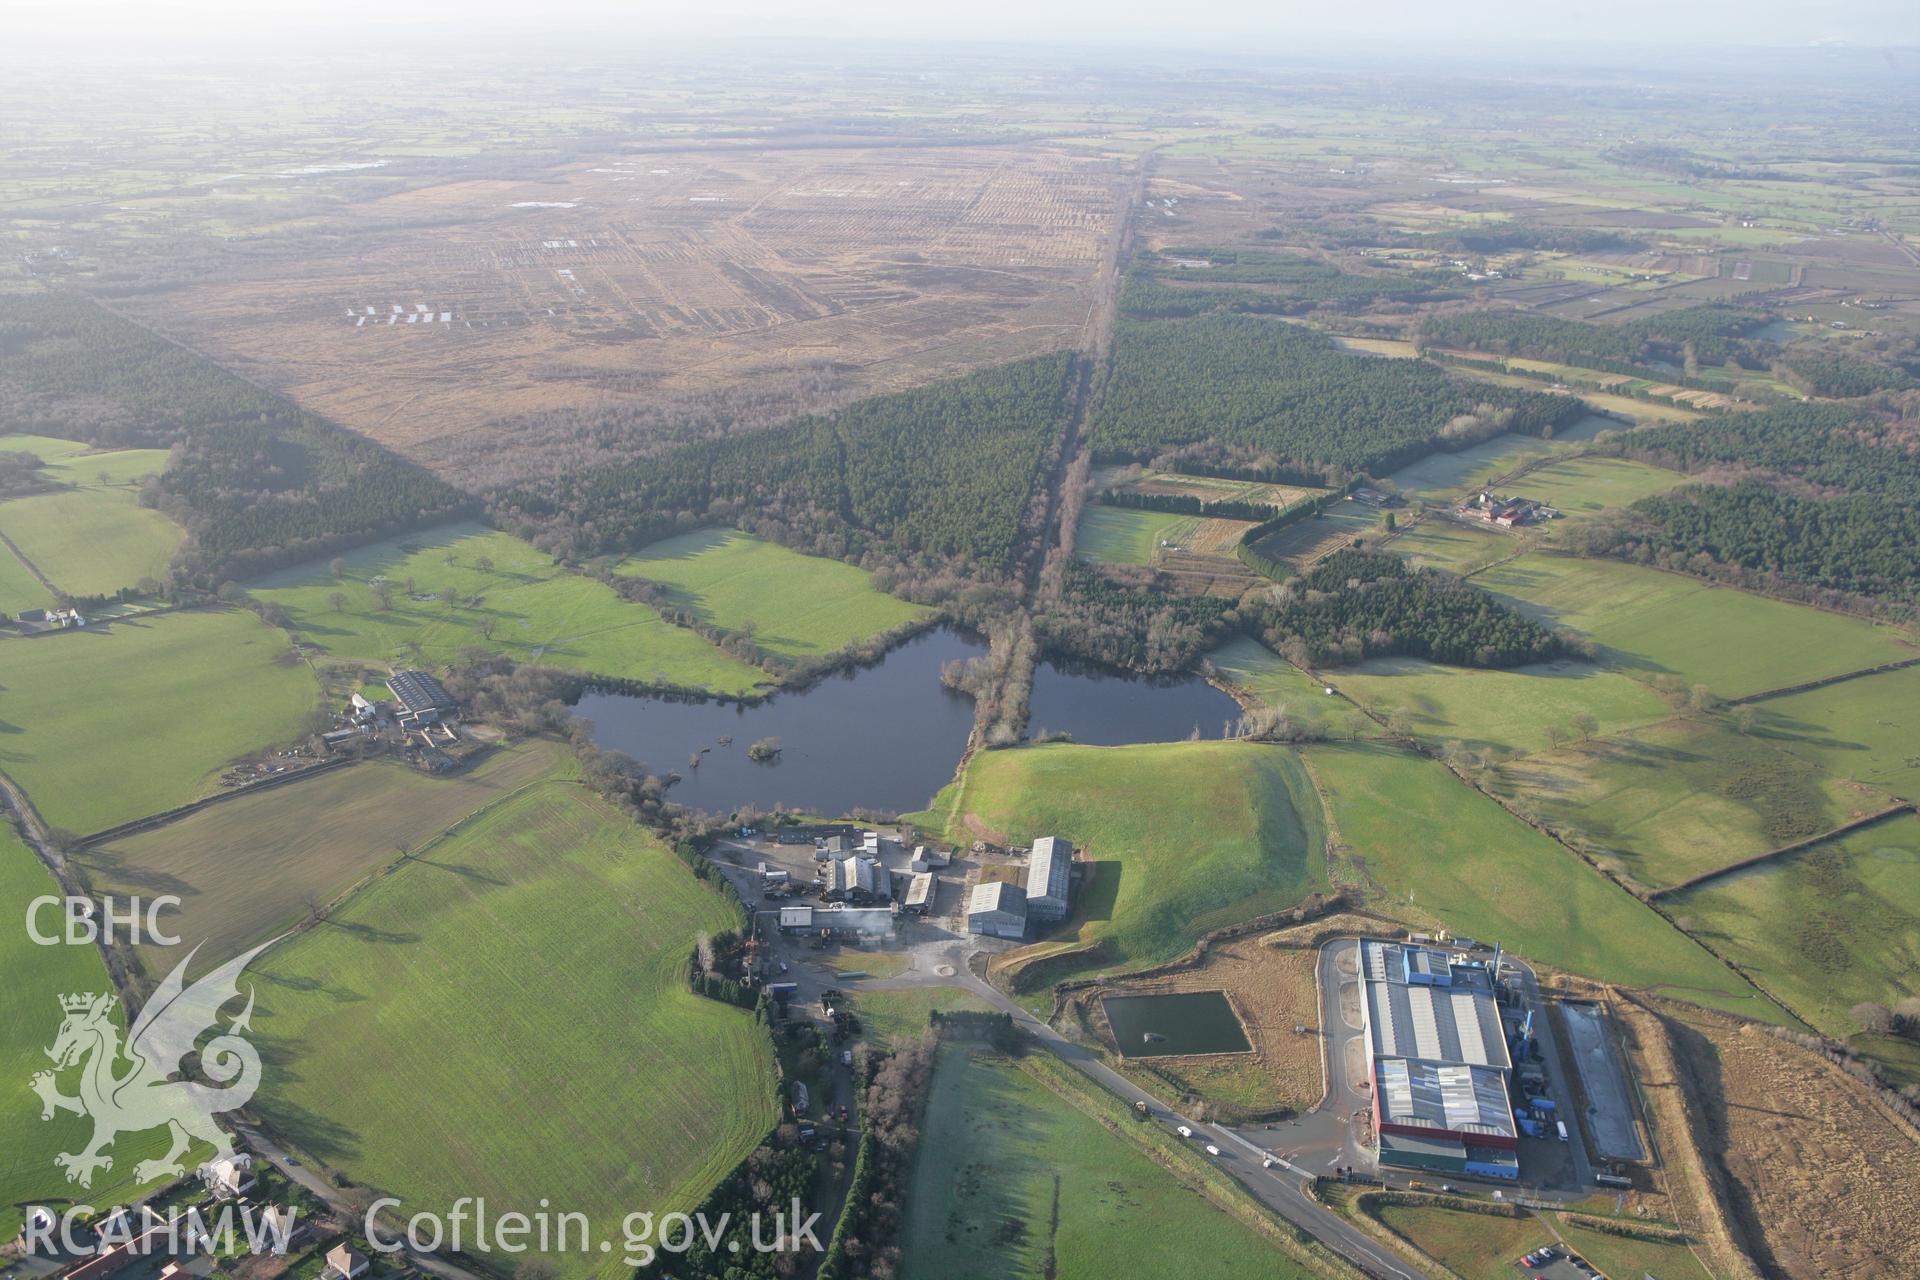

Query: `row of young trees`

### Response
(494, 354, 1073, 578)
(1090, 313, 1583, 478)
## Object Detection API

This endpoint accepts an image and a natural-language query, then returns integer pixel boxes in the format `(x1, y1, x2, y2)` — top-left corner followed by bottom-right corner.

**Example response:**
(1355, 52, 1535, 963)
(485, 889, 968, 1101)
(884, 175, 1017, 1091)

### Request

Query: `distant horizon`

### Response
(6, 0, 1919, 66)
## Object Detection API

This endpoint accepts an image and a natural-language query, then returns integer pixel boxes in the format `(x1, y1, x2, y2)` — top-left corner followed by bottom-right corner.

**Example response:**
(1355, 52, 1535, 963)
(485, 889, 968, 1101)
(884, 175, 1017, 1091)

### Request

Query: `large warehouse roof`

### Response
(1374, 1058, 1516, 1141)
(1360, 940, 1510, 1070)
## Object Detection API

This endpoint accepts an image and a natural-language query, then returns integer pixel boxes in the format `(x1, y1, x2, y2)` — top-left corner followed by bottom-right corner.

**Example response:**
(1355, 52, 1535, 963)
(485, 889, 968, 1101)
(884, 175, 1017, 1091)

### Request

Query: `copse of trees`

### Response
(495, 354, 1073, 577)
(1253, 549, 1568, 669)
(1090, 313, 1584, 479)
(1034, 559, 1237, 673)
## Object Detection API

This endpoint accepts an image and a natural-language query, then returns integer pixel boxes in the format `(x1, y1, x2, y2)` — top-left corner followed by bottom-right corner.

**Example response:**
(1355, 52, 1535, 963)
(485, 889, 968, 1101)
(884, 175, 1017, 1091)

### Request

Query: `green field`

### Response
(1514, 455, 1688, 523)
(1372, 1203, 1543, 1280)
(1476, 554, 1917, 699)
(0, 540, 53, 614)
(1751, 663, 1920, 802)
(900, 1046, 1312, 1280)
(36, 447, 172, 489)
(249, 523, 768, 692)
(1332, 654, 1670, 756)
(616, 527, 929, 658)
(1303, 742, 1778, 1013)
(1552, 1219, 1715, 1280)
(1206, 635, 1375, 737)
(852, 986, 998, 1049)
(1491, 715, 1871, 890)
(0, 486, 182, 598)
(0, 608, 320, 835)
(1076, 504, 1191, 565)
(79, 739, 571, 979)
(1666, 815, 1920, 1035)
(0, 828, 169, 1235)
(251, 780, 777, 1278)
(924, 742, 1325, 982)
(1387, 519, 1511, 574)
(1383, 434, 1562, 502)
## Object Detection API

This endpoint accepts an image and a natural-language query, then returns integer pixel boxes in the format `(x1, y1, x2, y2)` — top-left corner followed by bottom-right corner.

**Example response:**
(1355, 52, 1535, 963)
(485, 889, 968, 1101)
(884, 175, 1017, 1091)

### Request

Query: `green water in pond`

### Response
(1101, 990, 1251, 1057)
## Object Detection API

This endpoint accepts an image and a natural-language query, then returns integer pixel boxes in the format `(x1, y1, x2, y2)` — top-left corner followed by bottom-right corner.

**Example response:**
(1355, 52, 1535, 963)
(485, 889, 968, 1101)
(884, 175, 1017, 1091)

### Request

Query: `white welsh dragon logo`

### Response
(30, 939, 275, 1188)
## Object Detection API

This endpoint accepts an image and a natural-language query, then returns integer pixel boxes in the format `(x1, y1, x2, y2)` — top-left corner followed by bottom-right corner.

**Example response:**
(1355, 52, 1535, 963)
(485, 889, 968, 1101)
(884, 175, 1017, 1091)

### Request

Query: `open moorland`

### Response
(899, 1046, 1313, 1280)
(249, 779, 776, 1279)
(249, 522, 768, 691)
(108, 145, 1120, 487)
(78, 738, 571, 981)
(0, 608, 320, 836)
(617, 527, 929, 658)
(921, 741, 1326, 987)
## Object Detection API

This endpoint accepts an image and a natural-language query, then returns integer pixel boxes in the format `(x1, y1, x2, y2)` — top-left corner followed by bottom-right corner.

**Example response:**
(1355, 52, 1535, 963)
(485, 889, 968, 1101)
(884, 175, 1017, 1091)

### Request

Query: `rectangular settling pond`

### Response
(1101, 990, 1251, 1058)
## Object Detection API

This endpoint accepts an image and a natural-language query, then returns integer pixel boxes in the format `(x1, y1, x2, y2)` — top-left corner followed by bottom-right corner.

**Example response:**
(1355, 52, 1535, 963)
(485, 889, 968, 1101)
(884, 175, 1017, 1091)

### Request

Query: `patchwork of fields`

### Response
(249, 522, 768, 692)
(1302, 742, 1778, 1016)
(1331, 654, 1670, 755)
(0, 608, 320, 835)
(80, 739, 572, 980)
(249, 780, 776, 1279)
(617, 527, 929, 658)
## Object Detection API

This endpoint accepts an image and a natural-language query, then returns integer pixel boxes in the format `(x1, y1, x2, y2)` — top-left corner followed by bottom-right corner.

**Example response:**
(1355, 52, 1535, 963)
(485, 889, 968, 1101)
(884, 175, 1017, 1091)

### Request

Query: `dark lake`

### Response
(576, 628, 1247, 816)
(1027, 658, 1243, 745)
(1102, 990, 1252, 1057)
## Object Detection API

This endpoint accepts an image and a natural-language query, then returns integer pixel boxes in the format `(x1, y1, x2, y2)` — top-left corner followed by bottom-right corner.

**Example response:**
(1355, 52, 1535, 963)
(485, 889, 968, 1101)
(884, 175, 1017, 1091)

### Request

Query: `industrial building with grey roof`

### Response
(1356, 938, 1519, 1181)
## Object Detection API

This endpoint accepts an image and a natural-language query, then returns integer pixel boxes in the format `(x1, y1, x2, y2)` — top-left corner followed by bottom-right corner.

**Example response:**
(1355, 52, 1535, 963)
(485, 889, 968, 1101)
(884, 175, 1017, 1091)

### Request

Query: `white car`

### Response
(1176, 1125, 1193, 1138)
(1261, 1155, 1276, 1169)
(1205, 1144, 1221, 1157)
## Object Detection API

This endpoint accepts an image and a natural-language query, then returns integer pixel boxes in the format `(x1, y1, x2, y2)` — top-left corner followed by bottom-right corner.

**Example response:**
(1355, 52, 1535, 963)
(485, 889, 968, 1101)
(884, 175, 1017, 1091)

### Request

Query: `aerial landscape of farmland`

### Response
(4, 7, 1920, 1280)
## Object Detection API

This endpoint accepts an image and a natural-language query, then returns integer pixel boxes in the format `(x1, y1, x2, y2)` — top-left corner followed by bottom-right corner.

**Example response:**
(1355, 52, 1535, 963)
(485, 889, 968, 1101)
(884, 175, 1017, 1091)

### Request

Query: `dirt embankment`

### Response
(1626, 992, 1920, 1279)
